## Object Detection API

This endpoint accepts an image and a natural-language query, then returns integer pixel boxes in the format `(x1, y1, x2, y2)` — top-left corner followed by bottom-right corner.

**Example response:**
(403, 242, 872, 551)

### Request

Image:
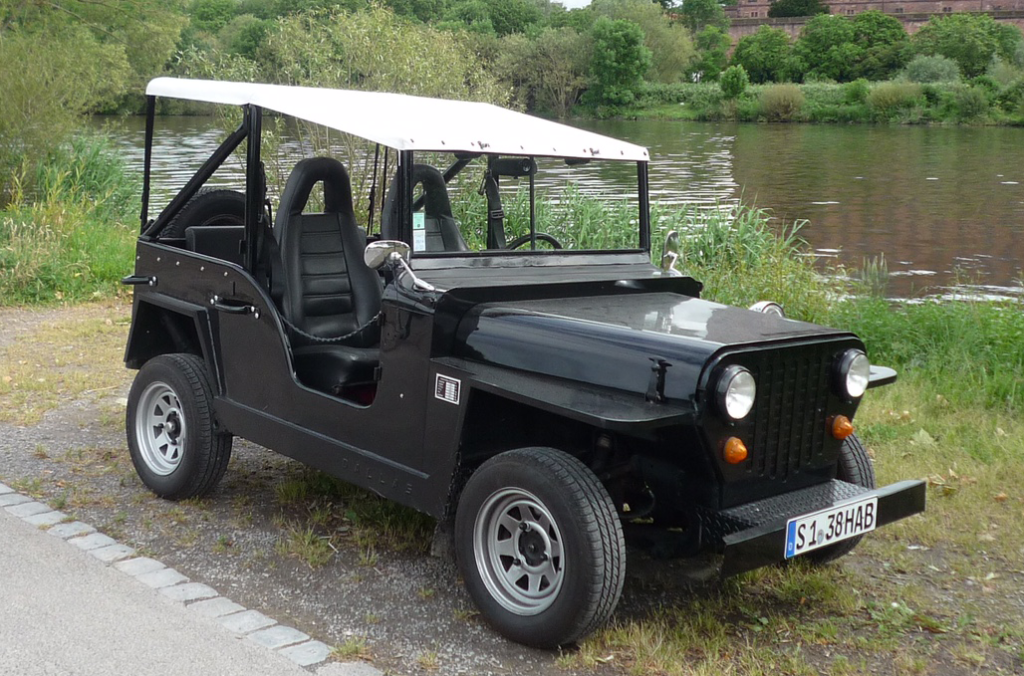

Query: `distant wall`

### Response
(726, 8, 1024, 42)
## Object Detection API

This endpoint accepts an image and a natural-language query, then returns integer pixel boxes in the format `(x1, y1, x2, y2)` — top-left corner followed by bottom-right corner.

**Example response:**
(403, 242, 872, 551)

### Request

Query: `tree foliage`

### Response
(679, 0, 728, 34)
(693, 25, 732, 81)
(731, 26, 793, 84)
(587, 16, 652, 106)
(767, 0, 829, 19)
(720, 65, 749, 99)
(592, 0, 695, 83)
(913, 13, 1022, 78)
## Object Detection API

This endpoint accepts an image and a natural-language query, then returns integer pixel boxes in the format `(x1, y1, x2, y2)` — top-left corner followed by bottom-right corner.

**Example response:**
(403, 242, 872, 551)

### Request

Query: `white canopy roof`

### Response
(147, 78, 649, 163)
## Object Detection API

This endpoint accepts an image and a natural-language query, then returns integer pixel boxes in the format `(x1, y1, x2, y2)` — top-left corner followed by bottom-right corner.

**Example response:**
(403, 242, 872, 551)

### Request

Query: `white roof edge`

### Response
(146, 77, 650, 162)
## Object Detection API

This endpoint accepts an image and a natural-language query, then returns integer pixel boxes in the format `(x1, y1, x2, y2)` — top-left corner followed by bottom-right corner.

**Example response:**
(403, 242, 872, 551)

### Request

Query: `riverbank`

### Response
(609, 81, 1024, 125)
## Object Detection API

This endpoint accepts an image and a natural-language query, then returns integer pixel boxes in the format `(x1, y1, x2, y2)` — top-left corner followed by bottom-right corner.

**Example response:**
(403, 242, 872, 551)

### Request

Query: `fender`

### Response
(124, 295, 218, 389)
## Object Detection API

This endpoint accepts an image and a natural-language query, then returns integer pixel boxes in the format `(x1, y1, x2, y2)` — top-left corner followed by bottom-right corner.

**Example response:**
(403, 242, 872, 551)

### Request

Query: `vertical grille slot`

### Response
(750, 348, 831, 481)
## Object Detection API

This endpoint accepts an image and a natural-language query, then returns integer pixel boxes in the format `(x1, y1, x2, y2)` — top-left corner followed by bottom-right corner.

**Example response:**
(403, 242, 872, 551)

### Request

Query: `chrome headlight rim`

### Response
(749, 300, 785, 318)
(715, 365, 756, 421)
(836, 349, 870, 400)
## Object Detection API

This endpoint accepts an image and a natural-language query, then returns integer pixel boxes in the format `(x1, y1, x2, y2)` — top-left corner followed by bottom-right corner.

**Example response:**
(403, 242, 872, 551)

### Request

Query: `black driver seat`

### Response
(275, 157, 381, 395)
(381, 164, 469, 252)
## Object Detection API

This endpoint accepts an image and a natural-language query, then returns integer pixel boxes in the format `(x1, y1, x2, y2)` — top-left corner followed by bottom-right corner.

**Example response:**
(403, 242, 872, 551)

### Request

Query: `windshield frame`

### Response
(391, 150, 651, 263)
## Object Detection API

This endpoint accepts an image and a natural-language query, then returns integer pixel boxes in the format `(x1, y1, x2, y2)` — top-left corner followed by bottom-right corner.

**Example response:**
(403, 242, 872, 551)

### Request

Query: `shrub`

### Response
(900, 54, 960, 83)
(987, 57, 1022, 87)
(867, 81, 922, 114)
(720, 65, 750, 100)
(844, 78, 870, 104)
(955, 85, 990, 120)
(759, 83, 805, 121)
(996, 78, 1024, 111)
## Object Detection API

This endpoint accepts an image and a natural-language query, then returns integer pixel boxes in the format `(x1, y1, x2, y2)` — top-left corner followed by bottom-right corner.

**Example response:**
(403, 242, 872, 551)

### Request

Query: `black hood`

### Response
(453, 292, 850, 403)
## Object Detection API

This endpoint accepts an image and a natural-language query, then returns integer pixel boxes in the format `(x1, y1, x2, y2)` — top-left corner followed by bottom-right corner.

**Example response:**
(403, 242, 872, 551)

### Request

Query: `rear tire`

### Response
(126, 354, 232, 500)
(455, 447, 625, 648)
(163, 189, 246, 239)
(806, 433, 875, 564)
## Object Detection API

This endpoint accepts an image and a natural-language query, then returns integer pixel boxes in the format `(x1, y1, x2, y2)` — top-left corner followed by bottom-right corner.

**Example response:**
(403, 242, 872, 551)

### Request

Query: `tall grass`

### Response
(0, 135, 138, 305)
(832, 295, 1024, 413)
(661, 203, 837, 324)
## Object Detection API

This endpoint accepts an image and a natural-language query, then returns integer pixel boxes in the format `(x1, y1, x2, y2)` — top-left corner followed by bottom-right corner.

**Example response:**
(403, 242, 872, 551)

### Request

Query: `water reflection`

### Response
(96, 115, 1023, 299)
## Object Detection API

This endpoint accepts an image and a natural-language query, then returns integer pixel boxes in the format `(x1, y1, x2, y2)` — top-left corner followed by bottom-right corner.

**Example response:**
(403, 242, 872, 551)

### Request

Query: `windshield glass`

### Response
(393, 153, 644, 256)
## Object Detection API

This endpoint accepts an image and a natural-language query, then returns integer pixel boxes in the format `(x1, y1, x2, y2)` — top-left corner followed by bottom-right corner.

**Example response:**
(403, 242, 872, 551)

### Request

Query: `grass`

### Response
(0, 134, 138, 306)
(0, 303, 132, 425)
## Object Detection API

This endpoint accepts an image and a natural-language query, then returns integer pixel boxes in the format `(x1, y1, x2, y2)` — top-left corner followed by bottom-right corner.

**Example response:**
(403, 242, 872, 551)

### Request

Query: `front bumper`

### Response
(710, 478, 926, 578)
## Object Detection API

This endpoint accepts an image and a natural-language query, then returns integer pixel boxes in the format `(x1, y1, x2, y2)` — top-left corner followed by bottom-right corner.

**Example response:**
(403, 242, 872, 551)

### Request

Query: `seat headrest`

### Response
(410, 164, 453, 218)
(278, 157, 353, 218)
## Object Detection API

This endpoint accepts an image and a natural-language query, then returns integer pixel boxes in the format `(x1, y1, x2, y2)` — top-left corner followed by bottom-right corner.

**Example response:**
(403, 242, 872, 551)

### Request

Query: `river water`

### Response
(97, 115, 1024, 299)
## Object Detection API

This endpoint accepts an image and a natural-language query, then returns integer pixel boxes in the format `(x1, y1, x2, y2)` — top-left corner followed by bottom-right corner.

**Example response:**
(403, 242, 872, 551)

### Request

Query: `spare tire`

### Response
(163, 189, 247, 239)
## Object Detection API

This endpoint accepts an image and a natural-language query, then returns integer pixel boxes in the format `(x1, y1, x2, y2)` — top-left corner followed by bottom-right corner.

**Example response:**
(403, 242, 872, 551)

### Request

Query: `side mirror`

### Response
(363, 240, 434, 293)
(660, 231, 681, 273)
(364, 240, 410, 270)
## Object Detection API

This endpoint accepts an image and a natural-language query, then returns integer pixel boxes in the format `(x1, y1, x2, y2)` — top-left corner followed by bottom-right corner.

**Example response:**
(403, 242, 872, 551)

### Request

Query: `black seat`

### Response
(275, 157, 381, 394)
(381, 164, 469, 252)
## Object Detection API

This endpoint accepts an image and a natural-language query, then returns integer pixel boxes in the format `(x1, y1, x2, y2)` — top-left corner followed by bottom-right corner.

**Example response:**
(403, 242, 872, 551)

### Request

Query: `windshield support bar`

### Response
(243, 105, 263, 273)
(140, 95, 156, 233)
(638, 162, 651, 252)
(397, 151, 414, 247)
(142, 118, 249, 240)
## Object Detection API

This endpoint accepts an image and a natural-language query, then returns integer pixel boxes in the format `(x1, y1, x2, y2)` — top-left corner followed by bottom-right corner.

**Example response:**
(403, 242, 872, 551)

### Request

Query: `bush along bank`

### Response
(618, 79, 1024, 124)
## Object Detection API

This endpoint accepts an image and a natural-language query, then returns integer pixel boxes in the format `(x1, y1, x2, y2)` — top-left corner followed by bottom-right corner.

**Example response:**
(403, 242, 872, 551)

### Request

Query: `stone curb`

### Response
(2, 487, 383, 675)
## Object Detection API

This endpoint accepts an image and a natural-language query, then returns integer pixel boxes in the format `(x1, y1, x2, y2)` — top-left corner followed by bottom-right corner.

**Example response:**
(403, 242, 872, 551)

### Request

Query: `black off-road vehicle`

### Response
(124, 78, 925, 648)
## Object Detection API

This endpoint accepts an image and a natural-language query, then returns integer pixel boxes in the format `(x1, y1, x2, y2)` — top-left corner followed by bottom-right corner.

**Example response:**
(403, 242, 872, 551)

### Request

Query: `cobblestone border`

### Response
(0, 482, 381, 676)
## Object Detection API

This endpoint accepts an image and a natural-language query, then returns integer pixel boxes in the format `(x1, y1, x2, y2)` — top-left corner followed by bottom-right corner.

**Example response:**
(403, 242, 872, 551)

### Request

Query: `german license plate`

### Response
(784, 497, 878, 558)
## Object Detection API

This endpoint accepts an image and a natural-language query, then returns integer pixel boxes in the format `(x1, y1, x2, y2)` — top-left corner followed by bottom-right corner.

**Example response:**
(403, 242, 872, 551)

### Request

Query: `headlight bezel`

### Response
(835, 349, 870, 401)
(715, 365, 757, 421)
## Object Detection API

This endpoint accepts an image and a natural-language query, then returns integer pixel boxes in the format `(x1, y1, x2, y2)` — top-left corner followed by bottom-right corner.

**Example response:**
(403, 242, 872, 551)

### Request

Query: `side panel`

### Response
(131, 241, 456, 517)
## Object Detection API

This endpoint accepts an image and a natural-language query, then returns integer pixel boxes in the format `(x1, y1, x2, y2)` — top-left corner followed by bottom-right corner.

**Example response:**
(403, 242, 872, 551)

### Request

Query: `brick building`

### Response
(726, 0, 1024, 20)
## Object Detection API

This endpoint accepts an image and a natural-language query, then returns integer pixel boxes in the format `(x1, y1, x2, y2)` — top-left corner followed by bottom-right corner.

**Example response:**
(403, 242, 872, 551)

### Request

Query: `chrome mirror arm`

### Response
(388, 252, 435, 293)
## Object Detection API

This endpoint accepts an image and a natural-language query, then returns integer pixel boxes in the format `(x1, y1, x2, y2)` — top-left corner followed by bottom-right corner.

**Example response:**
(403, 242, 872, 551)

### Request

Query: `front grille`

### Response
(748, 348, 831, 481)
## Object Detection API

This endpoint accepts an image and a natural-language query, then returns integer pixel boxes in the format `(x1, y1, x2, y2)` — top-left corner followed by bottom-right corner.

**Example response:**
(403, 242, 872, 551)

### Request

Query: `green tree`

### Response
(587, 16, 652, 106)
(485, 0, 542, 36)
(679, 0, 728, 34)
(220, 15, 272, 58)
(731, 25, 792, 83)
(533, 27, 592, 116)
(720, 64, 749, 99)
(0, 26, 132, 202)
(189, 0, 237, 34)
(792, 14, 862, 82)
(912, 13, 1011, 78)
(693, 25, 732, 80)
(850, 10, 909, 80)
(592, 0, 696, 82)
(767, 0, 829, 18)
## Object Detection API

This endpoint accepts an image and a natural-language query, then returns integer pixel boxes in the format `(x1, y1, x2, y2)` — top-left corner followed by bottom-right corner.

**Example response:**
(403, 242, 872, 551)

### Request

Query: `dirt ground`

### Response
(1, 303, 1022, 676)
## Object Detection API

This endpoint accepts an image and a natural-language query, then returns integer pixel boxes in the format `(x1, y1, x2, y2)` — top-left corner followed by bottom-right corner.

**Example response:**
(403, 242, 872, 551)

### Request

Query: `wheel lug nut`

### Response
(519, 523, 528, 532)
(513, 558, 522, 566)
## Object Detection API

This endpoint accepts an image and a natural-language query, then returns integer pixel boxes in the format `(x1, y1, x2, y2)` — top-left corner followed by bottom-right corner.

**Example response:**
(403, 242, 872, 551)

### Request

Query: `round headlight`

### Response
(749, 301, 785, 318)
(717, 365, 756, 420)
(837, 349, 870, 399)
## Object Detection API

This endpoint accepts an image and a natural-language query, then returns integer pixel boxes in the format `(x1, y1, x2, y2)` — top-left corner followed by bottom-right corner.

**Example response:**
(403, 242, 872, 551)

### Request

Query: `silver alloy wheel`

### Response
(473, 487, 565, 616)
(134, 381, 187, 476)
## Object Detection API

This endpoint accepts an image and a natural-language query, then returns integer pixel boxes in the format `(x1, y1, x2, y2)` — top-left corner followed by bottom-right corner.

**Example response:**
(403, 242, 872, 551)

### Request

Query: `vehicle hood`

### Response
(453, 292, 850, 403)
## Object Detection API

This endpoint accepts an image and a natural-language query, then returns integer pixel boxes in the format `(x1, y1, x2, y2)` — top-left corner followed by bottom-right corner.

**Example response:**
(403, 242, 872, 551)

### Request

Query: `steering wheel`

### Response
(505, 233, 564, 250)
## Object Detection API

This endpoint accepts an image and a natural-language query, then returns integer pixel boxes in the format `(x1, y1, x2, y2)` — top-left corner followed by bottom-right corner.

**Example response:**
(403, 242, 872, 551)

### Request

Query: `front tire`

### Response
(806, 433, 876, 564)
(455, 448, 625, 648)
(126, 354, 232, 500)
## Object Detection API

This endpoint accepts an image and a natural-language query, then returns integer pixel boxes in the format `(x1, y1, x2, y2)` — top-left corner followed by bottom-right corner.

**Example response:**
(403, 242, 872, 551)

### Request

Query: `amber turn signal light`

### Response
(831, 415, 854, 440)
(723, 437, 748, 464)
